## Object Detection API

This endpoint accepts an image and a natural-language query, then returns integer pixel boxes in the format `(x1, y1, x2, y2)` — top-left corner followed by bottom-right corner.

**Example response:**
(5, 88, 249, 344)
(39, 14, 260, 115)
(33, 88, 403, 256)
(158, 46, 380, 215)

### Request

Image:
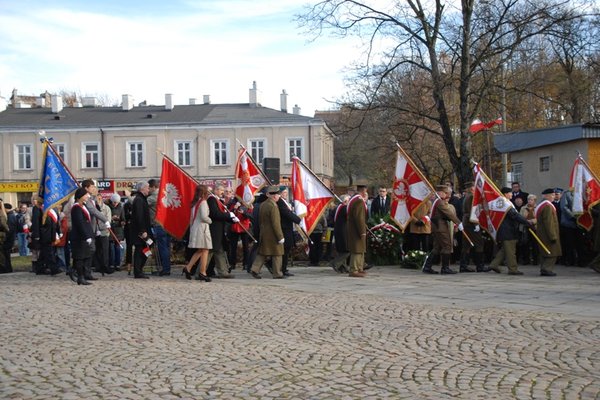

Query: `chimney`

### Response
(51, 94, 63, 113)
(189, 98, 197, 105)
(165, 93, 174, 111)
(82, 97, 98, 107)
(249, 81, 259, 107)
(122, 94, 133, 111)
(280, 89, 288, 113)
(203, 95, 211, 104)
(292, 104, 301, 115)
(36, 97, 45, 108)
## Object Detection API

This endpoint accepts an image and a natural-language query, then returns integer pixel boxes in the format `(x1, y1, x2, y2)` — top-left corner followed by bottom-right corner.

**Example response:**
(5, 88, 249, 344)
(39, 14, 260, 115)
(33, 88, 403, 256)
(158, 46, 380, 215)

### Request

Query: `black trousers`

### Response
(133, 242, 149, 277)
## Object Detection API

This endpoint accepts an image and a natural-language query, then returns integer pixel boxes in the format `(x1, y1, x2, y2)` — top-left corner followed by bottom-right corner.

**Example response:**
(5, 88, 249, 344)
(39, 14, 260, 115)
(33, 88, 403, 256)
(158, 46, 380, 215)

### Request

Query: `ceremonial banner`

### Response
(234, 148, 266, 207)
(470, 162, 513, 240)
(570, 155, 600, 231)
(155, 156, 198, 239)
(38, 140, 78, 221)
(291, 156, 335, 235)
(469, 117, 503, 133)
(390, 146, 434, 231)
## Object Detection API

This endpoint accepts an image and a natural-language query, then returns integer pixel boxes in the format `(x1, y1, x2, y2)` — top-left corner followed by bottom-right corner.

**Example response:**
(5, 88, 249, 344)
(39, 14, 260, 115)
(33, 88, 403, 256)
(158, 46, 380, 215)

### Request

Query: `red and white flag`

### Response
(469, 117, 503, 133)
(234, 148, 266, 207)
(390, 147, 434, 231)
(569, 155, 600, 231)
(155, 156, 198, 239)
(470, 162, 513, 240)
(291, 156, 335, 235)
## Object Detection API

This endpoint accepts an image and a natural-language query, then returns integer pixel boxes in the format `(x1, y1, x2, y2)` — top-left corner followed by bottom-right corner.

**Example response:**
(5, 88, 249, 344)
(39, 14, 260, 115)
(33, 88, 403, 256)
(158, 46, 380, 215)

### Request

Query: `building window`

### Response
(248, 139, 266, 164)
(539, 156, 550, 172)
(511, 162, 523, 184)
(14, 144, 33, 170)
(286, 137, 303, 163)
(211, 139, 229, 166)
(82, 142, 100, 169)
(175, 140, 192, 167)
(127, 141, 145, 167)
(54, 143, 66, 163)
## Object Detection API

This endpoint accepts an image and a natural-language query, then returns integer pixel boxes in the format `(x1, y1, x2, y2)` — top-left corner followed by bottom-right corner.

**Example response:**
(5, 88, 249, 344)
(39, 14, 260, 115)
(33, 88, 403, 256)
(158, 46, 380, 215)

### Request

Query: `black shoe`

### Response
(459, 266, 475, 273)
(85, 276, 98, 281)
(508, 271, 524, 275)
(363, 264, 373, 270)
(195, 273, 212, 282)
(134, 275, 149, 279)
(329, 261, 340, 272)
(422, 267, 439, 274)
(489, 266, 501, 273)
(283, 271, 294, 277)
(159, 271, 171, 276)
(250, 271, 262, 279)
(540, 270, 556, 276)
(68, 270, 77, 283)
(440, 267, 457, 275)
(113, 266, 121, 272)
(476, 266, 491, 272)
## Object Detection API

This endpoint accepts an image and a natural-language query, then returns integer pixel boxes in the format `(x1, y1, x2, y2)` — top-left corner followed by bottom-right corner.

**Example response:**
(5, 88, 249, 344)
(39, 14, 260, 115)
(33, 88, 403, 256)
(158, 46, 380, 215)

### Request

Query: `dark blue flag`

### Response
(38, 141, 78, 220)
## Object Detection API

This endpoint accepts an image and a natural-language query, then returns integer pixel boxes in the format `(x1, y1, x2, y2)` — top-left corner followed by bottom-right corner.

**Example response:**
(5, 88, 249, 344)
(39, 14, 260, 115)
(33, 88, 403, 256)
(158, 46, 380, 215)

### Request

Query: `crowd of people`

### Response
(1, 179, 599, 281)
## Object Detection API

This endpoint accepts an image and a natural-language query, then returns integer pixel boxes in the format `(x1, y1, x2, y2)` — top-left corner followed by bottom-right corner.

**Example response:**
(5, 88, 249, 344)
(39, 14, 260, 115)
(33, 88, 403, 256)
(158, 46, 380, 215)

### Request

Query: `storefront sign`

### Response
(0, 181, 39, 193)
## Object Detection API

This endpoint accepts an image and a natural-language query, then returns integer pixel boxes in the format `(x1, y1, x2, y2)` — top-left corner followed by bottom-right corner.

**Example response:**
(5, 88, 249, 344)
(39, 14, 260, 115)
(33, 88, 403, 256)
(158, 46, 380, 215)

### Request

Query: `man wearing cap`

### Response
(488, 187, 532, 275)
(422, 185, 464, 274)
(346, 185, 369, 277)
(250, 186, 285, 279)
(459, 182, 489, 273)
(535, 189, 562, 276)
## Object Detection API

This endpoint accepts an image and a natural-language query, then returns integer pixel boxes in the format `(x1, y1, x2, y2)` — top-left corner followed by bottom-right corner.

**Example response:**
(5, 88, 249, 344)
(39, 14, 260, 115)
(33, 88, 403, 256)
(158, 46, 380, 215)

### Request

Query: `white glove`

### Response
(105, 221, 111, 229)
(86, 238, 92, 245)
(457, 222, 464, 231)
(232, 217, 240, 223)
(474, 225, 480, 232)
(278, 238, 285, 244)
(229, 212, 236, 219)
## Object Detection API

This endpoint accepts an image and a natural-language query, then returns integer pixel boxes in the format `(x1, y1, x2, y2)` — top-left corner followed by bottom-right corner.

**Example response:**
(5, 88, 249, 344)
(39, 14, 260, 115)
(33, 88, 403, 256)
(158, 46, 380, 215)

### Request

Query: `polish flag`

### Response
(570, 155, 600, 231)
(469, 117, 503, 133)
(291, 156, 335, 235)
(234, 148, 266, 207)
(470, 162, 513, 240)
(390, 147, 434, 231)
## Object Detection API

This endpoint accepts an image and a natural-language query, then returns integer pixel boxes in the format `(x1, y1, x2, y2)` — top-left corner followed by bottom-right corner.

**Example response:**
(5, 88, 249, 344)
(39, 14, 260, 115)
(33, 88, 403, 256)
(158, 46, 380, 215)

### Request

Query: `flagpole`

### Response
(528, 228, 551, 255)
(156, 150, 199, 184)
(292, 156, 341, 203)
(41, 136, 80, 186)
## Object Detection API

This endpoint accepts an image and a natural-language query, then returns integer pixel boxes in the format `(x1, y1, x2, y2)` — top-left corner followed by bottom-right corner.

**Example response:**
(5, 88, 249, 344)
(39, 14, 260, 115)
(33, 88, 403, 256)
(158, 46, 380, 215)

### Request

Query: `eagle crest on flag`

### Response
(161, 183, 182, 209)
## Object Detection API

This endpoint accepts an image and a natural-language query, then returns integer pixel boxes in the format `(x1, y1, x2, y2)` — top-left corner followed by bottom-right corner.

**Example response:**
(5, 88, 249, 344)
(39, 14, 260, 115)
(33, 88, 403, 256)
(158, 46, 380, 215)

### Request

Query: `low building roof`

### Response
(494, 123, 600, 153)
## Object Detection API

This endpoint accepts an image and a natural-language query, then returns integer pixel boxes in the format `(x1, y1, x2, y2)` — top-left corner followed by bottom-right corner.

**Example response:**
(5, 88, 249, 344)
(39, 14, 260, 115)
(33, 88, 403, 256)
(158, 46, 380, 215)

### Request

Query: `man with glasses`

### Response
(370, 186, 390, 219)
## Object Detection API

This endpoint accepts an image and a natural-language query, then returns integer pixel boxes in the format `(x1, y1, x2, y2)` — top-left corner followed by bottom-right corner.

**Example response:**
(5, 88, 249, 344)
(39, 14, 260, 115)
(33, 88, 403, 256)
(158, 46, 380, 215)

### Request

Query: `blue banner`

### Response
(39, 141, 78, 218)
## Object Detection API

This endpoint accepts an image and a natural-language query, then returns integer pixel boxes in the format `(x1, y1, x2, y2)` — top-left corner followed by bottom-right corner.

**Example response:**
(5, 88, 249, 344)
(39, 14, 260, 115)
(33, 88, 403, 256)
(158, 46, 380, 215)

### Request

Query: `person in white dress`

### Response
(183, 185, 213, 282)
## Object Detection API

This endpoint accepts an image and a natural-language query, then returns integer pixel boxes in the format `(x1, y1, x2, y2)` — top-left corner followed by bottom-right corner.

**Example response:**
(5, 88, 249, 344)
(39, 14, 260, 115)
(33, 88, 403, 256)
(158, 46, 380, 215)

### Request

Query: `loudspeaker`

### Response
(262, 157, 280, 184)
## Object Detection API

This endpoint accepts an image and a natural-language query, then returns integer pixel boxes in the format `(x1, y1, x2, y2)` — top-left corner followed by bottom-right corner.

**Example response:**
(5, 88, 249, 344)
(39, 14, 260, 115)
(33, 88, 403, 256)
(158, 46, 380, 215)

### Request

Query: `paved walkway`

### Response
(1, 264, 599, 399)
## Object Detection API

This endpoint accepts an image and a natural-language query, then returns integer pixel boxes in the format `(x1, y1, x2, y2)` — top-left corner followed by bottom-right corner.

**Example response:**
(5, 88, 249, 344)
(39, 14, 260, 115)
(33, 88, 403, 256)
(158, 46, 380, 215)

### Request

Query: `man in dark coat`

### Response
(422, 185, 464, 275)
(70, 188, 95, 285)
(81, 180, 110, 280)
(2, 203, 17, 274)
(347, 185, 368, 277)
(207, 185, 237, 278)
(329, 195, 350, 273)
(511, 182, 529, 211)
(489, 187, 532, 275)
(459, 182, 489, 273)
(250, 186, 285, 279)
(370, 186, 390, 219)
(277, 187, 301, 277)
(535, 188, 562, 276)
(131, 181, 152, 279)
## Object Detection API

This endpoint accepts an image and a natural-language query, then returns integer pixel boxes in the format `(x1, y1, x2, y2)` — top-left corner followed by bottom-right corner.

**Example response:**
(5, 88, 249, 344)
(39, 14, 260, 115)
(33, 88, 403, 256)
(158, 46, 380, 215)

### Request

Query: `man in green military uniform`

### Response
(346, 185, 368, 278)
(535, 188, 562, 276)
(459, 182, 489, 273)
(422, 185, 464, 274)
(250, 186, 285, 279)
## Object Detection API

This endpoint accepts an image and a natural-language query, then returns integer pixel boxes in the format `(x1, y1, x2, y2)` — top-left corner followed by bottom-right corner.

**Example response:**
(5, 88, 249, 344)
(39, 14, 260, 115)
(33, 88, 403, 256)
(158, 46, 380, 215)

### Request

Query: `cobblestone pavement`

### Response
(1, 264, 599, 399)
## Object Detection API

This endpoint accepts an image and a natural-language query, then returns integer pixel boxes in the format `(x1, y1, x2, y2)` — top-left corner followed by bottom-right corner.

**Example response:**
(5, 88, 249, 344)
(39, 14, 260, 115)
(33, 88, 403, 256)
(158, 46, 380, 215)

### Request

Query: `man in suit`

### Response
(370, 186, 390, 219)
(536, 188, 562, 276)
(207, 185, 238, 278)
(511, 182, 529, 211)
(422, 185, 464, 274)
(81, 180, 111, 280)
(250, 186, 285, 279)
(131, 181, 152, 279)
(347, 185, 369, 278)
(277, 187, 301, 277)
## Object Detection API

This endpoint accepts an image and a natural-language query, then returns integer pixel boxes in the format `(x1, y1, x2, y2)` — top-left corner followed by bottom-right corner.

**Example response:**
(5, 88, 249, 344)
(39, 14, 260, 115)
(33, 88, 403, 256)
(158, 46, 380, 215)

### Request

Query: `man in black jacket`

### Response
(277, 187, 301, 277)
(207, 185, 238, 278)
(2, 203, 17, 273)
(131, 181, 152, 279)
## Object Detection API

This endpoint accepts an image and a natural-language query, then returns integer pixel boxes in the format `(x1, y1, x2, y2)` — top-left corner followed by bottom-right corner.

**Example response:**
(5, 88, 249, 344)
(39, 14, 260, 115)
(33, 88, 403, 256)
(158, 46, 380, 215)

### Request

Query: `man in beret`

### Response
(422, 184, 464, 274)
(459, 182, 489, 273)
(346, 185, 369, 277)
(535, 188, 562, 276)
(250, 186, 285, 279)
(489, 187, 532, 275)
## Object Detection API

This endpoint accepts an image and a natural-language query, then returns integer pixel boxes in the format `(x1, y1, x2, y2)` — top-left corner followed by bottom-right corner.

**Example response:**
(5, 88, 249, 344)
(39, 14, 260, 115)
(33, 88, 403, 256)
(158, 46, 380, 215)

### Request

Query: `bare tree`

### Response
(299, 0, 591, 187)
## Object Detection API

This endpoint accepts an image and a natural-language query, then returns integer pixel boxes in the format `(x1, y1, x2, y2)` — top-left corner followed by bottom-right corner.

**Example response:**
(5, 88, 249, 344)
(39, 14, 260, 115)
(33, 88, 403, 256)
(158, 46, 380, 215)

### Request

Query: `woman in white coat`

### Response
(183, 184, 212, 282)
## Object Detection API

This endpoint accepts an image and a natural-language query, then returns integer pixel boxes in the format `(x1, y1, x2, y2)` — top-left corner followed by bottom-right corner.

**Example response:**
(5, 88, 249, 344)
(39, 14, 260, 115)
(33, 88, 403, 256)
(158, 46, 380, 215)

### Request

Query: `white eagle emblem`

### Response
(161, 183, 181, 209)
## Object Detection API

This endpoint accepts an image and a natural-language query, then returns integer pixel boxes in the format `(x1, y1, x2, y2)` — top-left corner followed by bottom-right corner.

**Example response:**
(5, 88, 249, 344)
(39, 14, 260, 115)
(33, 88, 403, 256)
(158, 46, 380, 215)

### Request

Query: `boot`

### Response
(76, 265, 91, 286)
(459, 253, 475, 272)
(440, 254, 456, 274)
(84, 262, 98, 281)
(422, 253, 438, 274)
(474, 252, 490, 272)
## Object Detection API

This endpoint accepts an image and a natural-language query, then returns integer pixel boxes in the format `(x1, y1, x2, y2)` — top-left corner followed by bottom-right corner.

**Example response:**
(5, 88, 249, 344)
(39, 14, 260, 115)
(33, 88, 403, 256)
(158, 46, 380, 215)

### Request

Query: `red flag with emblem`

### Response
(390, 146, 434, 231)
(470, 162, 513, 241)
(155, 156, 198, 239)
(570, 155, 600, 231)
(291, 156, 335, 235)
(234, 148, 267, 207)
